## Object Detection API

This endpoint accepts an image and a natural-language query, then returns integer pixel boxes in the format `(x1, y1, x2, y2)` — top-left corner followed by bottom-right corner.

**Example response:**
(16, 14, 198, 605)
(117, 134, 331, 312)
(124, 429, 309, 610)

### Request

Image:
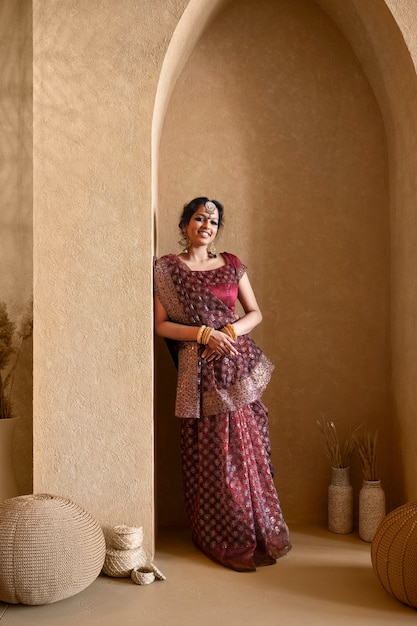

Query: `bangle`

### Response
(201, 326, 214, 345)
(196, 325, 206, 344)
(221, 323, 237, 341)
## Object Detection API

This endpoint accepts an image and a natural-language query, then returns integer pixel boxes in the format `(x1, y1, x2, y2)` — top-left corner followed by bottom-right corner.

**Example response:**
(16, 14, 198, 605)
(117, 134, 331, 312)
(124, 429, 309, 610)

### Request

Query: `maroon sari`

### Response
(154, 253, 291, 571)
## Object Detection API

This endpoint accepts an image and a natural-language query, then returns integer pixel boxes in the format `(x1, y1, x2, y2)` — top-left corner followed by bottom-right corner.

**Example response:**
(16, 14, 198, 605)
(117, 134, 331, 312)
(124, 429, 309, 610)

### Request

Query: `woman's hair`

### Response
(179, 197, 224, 230)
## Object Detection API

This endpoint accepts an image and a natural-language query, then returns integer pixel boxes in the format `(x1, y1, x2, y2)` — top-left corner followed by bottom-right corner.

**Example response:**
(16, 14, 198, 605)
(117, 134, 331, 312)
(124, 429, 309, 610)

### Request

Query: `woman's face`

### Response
(184, 205, 219, 248)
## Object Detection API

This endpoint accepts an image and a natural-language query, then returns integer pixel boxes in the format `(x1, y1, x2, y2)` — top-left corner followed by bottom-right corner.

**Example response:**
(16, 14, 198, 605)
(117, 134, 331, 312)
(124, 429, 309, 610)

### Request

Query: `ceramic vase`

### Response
(359, 479, 386, 542)
(0, 417, 20, 502)
(328, 466, 353, 534)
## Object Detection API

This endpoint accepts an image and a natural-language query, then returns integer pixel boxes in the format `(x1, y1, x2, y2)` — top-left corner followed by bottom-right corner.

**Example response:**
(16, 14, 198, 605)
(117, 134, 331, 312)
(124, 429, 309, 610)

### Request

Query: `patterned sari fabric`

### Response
(154, 253, 291, 571)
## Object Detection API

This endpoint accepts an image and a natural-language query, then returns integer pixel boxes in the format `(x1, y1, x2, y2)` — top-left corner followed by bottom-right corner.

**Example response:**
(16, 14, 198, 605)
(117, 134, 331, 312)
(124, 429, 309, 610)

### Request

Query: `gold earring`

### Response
(179, 231, 191, 252)
(208, 242, 217, 258)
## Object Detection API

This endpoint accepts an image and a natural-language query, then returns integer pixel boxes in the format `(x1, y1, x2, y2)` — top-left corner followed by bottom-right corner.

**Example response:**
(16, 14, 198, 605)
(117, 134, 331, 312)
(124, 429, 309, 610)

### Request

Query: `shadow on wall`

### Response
(154, 336, 186, 527)
(154, 0, 394, 527)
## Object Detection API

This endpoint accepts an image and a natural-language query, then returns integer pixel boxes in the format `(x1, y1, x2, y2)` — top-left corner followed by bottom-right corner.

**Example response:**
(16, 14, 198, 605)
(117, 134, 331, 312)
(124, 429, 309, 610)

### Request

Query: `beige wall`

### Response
(380, 0, 417, 502)
(30, 0, 417, 549)
(32, 0, 187, 555)
(156, 0, 390, 525)
(318, 0, 417, 512)
(0, 0, 33, 494)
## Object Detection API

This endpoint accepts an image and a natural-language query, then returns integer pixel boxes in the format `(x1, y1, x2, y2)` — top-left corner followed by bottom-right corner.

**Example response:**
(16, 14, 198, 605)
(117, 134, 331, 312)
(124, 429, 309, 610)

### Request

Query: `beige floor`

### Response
(0, 525, 415, 626)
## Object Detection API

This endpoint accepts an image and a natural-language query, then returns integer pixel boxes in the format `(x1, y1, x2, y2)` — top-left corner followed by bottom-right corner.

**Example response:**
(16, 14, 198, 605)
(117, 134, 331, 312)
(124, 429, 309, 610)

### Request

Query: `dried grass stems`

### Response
(316, 417, 362, 469)
(0, 298, 33, 419)
(354, 430, 379, 481)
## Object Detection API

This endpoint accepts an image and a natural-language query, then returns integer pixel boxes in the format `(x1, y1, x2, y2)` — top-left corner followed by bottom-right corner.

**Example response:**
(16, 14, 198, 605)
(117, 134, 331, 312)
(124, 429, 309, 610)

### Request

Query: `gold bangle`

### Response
(201, 326, 213, 345)
(196, 325, 206, 344)
(201, 327, 210, 345)
(205, 327, 214, 344)
(221, 323, 237, 341)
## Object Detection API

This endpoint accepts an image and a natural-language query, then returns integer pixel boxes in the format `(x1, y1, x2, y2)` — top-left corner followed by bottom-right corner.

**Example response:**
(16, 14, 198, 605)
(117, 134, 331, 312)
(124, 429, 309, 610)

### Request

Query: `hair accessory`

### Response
(205, 201, 216, 214)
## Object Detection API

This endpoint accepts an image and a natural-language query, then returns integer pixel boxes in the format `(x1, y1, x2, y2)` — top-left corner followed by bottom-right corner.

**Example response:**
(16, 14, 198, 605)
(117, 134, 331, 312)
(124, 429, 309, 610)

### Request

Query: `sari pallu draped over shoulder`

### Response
(153, 254, 274, 419)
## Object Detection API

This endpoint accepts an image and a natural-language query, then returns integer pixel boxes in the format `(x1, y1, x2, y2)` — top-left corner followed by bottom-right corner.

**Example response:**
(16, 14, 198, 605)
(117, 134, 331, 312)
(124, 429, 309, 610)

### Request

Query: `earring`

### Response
(208, 242, 217, 258)
(178, 231, 191, 252)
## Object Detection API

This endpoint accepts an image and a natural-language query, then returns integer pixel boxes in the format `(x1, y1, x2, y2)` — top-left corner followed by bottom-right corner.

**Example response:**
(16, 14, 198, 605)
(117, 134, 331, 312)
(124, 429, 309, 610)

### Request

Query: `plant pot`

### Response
(0, 417, 20, 502)
(328, 466, 353, 534)
(359, 479, 386, 542)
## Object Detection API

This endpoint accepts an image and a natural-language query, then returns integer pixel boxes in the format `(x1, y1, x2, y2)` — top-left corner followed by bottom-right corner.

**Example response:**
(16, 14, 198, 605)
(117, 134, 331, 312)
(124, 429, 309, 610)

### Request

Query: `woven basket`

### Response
(371, 500, 417, 608)
(108, 525, 144, 550)
(0, 494, 106, 605)
(102, 545, 147, 577)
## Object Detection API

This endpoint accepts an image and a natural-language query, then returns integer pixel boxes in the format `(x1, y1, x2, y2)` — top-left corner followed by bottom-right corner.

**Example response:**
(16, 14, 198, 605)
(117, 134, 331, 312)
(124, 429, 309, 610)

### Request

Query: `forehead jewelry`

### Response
(205, 201, 216, 214)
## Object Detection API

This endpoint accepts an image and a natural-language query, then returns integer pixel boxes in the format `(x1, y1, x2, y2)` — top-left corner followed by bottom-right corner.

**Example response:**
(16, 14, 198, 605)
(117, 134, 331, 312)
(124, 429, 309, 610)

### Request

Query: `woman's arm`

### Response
(154, 295, 238, 357)
(200, 272, 262, 361)
(233, 272, 263, 336)
(154, 296, 199, 341)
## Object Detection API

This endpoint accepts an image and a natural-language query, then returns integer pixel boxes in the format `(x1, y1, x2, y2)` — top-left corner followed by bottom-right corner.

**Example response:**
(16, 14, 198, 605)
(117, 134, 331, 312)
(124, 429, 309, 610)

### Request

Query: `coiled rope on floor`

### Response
(102, 525, 166, 585)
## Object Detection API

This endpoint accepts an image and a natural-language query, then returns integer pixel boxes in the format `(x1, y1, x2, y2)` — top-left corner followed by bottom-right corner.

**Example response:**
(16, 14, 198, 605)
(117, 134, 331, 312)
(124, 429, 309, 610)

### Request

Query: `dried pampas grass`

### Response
(316, 416, 361, 469)
(355, 430, 379, 481)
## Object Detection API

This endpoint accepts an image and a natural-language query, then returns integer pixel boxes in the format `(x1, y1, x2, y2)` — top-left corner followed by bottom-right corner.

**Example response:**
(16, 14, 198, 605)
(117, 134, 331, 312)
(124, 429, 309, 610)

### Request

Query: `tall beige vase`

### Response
(0, 417, 20, 502)
(328, 466, 353, 534)
(359, 479, 386, 542)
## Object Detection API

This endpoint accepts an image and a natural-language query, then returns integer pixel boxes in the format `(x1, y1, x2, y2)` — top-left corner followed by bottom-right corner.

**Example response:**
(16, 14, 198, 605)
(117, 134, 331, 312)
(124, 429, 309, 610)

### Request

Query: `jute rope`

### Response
(102, 546, 147, 578)
(109, 525, 144, 550)
(131, 563, 167, 585)
(102, 524, 166, 585)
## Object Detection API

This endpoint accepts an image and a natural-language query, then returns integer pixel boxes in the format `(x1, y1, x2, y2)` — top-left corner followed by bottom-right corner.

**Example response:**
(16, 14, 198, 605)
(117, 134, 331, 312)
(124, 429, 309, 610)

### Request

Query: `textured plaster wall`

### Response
(156, 0, 390, 525)
(32, 0, 417, 544)
(32, 0, 187, 554)
(152, 0, 226, 217)
(0, 0, 33, 494)
(378, 0, 417, 502)
(318, 0, 417, 509)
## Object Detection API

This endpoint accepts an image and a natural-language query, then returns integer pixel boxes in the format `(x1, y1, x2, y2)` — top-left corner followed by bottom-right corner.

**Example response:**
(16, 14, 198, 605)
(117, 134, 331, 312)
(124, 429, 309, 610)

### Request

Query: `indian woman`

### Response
(154, 197, 291, 572)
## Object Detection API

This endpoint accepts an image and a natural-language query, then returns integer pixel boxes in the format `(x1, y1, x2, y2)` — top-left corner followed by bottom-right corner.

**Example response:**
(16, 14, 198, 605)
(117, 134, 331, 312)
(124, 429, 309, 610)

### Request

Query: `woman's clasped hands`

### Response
(202, 329, 239, 362)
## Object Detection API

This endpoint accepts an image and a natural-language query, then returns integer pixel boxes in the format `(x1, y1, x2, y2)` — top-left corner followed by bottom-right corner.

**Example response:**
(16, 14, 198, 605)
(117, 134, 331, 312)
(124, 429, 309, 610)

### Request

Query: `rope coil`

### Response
(102, 546, 147, 578)
(102, 524, 166, 584)
(109, 525, 144, 550)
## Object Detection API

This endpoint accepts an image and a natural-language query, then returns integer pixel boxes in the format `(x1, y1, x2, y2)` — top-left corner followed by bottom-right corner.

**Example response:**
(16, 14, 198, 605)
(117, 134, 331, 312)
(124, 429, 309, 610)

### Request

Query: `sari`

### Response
(154, 252, 291, 571)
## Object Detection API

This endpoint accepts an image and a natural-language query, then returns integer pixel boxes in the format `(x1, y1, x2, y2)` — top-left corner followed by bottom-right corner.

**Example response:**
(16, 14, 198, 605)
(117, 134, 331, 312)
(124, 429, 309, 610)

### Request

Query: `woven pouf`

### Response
(0, 494, 106, 605)
(371, 501, 417, 608)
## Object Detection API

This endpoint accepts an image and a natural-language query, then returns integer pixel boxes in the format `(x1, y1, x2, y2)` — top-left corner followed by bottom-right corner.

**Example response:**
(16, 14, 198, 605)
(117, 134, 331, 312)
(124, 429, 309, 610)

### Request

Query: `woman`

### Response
(154, 197, 291, 572)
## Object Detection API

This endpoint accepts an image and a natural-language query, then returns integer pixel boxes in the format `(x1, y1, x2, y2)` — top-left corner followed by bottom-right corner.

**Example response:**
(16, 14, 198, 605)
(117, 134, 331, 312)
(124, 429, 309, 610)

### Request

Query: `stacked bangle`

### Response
(196, 325, 206, 344)
(221, 323, 237, 341)
(196, 325, 214, 345)
(201, 326, 213, 345)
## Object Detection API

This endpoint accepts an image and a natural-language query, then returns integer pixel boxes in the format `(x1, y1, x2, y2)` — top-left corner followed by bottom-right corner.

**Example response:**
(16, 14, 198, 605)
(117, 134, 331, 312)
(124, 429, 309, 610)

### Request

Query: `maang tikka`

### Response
(205, 200, 216, 214)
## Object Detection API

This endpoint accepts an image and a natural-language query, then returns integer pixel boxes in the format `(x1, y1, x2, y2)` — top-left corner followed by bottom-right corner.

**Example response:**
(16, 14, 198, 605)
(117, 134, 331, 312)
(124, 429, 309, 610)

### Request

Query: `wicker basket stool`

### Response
(0, 494, 106, 605)
(371, 500, 417, 608)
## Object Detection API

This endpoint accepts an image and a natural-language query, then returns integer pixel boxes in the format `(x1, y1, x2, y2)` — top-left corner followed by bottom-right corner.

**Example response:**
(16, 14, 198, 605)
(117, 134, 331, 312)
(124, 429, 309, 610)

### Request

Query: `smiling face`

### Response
(183, 205, 219, 249)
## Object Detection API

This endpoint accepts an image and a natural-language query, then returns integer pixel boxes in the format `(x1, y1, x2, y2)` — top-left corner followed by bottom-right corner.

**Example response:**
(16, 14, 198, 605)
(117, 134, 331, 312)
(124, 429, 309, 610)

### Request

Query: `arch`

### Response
(151, 0, 225, 250)
(152, 0, 417, 528)
(152, 0, 417, 213)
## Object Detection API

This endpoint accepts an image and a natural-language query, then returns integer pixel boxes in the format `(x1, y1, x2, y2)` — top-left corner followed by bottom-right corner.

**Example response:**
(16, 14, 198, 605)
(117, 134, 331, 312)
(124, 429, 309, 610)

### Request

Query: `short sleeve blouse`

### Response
(199, 252, 246, 314)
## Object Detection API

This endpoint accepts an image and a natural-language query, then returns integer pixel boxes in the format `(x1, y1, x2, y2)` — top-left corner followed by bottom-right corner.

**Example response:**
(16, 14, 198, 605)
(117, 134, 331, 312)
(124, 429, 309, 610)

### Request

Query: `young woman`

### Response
(154, 197, 291, 571)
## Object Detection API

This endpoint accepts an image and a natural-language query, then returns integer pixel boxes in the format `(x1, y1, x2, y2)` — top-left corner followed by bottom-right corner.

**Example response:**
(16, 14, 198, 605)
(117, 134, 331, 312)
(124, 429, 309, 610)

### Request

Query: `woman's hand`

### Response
(202, 329, 239, 361)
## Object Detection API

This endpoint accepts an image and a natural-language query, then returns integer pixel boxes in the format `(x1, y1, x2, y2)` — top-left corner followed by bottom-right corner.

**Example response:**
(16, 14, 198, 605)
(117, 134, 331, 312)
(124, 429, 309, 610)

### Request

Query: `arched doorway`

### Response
(152, 0, 417, 532)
